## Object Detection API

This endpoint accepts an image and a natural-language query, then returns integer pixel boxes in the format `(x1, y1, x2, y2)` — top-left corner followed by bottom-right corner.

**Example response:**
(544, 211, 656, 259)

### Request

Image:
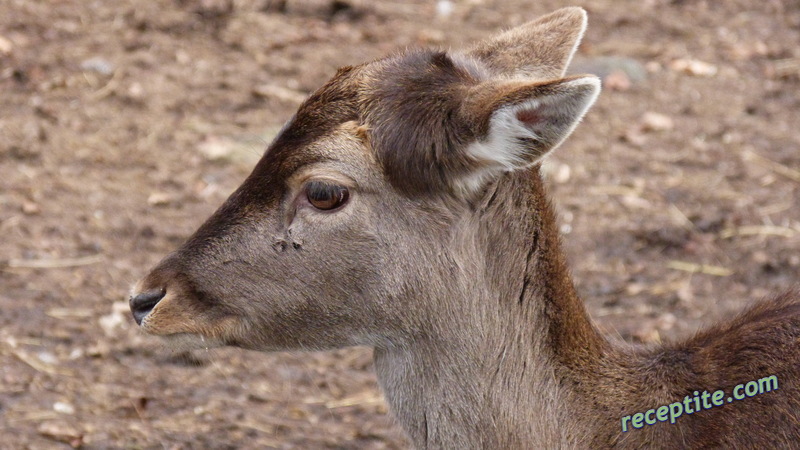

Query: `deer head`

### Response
(130, 6, 598, 360)
(130, 8, 800, 449)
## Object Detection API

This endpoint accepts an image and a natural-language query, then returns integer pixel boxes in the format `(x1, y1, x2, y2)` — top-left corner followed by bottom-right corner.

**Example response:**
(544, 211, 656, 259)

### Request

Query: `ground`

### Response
(1, 0, 798, 448)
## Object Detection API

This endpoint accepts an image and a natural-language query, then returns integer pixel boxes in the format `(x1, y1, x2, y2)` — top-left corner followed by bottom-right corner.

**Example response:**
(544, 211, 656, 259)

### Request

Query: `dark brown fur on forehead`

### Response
(360, 50, 487, 194)
(245, 66, 362, 202)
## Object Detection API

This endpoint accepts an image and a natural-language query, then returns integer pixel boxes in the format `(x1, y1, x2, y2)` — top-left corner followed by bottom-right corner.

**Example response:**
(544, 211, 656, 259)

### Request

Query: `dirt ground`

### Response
(1, 0, 798, 448)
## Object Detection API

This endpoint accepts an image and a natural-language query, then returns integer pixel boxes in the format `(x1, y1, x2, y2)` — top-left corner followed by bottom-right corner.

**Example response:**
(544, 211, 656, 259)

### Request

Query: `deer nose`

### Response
(130, 289, 166, 325)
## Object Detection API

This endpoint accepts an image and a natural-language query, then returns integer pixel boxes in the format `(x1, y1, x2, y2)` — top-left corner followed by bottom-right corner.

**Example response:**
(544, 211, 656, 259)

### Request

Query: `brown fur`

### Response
(131, 7, 800, 448)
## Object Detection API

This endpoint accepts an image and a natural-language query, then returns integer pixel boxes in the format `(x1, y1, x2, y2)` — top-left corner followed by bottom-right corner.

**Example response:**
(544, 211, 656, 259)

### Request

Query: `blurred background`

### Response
(1, 0, 798, 447)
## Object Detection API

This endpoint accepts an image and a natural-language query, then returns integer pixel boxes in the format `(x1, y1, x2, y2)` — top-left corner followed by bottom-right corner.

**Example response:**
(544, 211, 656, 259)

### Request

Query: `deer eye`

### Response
(305, 181, 350, 211)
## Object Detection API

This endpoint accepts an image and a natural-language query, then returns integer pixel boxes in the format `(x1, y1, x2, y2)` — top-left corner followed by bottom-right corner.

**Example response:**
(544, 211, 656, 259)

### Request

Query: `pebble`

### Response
(569, 56, 647, 87)
(198, 136, 236, 161)
(669, 58, 717, 77)
(553, 162, 572, 184)
(128, 82, 144, 99)
(53, 401, 75, 414)
(80, 57, 115, 76)
(147, 192, 172, 206)
(603, 70, 632, 91)
(417, 29, 445, 45)
(22, 201, 40, 215)
(38, 421, 83, 447)
(37, 351, 58, 365)
(640, 112, 674, 132)
(197, 135, 262, 166)
(99, 301, 131, 337)
(0, 35, 12, 55)
(655, 312, 677, 331)
(436, 0, 454, 19)
(632, 323, 660, 343)
(252, 84, 307, 104)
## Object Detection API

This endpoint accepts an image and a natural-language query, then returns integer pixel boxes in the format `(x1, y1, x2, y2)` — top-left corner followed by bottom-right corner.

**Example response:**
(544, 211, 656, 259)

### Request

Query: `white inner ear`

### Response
(458, 77, 600, 194)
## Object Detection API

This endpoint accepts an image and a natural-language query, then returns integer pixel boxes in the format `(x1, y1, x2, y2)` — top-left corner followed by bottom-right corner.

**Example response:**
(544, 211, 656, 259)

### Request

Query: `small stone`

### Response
(641, 112, 674, 132)
(22, 201, 40, 215)
(252, 84, 307, 104)
(677, 283, 695, 304)
(622, 128, 647, 147)
(771, 58, 800, 80)
(112, 300, 131, 314)
(655, 313, 676, 331)
(632, 323, 661, 343)
(147, 192, 172, 206)
(645, 61, 662, 73)
(0, 35, 13, 55)
(625, 282, 647, 296)
(603, 70, 631, 91)
(99, 309, 128, 337)
(38, 421, 83, 447)
(417, 29, 445, 45)
(175, 49, 191, 65)
(621, 195, 651, 209)
(37, 351, 58, 365)
(752, 250, 769, 264)
(196, 135, 261, 166)
(568, 56, 647, 84)
(80, 57, 115, 76)
(198, 136, 235, 161)
(128, 82, 144, 99)
(53, 402, 75, 415)
(669, 58, 717, 77)
(436, 0, 454, 18)
(553, 163, 571, 184)
(86, 341, 110, 357)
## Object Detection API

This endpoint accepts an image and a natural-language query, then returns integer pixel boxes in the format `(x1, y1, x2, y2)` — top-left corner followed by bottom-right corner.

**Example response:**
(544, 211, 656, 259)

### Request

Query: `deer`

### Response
(129, 7, 800, 448)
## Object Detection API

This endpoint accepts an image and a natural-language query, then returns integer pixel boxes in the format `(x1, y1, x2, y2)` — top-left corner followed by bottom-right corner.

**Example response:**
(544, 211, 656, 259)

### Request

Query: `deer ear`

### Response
(455, 75, 600, 193)
(468, 7, 587, 79)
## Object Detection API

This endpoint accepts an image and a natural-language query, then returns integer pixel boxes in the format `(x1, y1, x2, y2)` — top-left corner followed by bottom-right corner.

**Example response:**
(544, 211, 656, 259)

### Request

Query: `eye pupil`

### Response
(306, 181, 349, 211)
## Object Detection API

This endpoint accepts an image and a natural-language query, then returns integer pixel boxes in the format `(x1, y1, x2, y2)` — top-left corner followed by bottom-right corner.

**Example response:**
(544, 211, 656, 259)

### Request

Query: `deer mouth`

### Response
(130, 285, 241, 346)
(140, 309, 241, 351)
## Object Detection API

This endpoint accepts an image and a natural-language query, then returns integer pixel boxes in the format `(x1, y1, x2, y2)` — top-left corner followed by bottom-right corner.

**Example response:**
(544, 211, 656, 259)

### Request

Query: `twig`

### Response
(6, 254, 103, 269)
(719, 225, 797, 239)
(323, 392, 384, 409)
(773, 58, 800, 78)
(88, 68, 121, 100)
(588, 185, 644, 197)
(668, 204, 697, 231)
(666, 260, 733, 277)
(743, 150, 800, 183)
(46, 308, 94, 319)
(7, 349, 73, 376)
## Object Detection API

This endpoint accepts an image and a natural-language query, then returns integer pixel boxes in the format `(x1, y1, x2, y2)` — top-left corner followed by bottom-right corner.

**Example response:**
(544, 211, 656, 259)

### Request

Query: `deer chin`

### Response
(140, 316, 243, 352)
(155, 332, 229, 352)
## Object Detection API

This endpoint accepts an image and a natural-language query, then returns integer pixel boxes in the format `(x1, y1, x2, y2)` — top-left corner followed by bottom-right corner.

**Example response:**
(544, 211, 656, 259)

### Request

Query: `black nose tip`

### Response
(130, 289, 166, 325)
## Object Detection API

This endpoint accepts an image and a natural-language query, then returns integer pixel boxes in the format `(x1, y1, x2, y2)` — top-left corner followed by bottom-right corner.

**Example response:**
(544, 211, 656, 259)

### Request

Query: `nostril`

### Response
(130, 288, 166, 325)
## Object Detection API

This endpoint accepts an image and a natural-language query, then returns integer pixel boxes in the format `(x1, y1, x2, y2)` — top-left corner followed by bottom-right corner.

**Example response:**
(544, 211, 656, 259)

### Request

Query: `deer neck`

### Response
(374, 169, 612, 448)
